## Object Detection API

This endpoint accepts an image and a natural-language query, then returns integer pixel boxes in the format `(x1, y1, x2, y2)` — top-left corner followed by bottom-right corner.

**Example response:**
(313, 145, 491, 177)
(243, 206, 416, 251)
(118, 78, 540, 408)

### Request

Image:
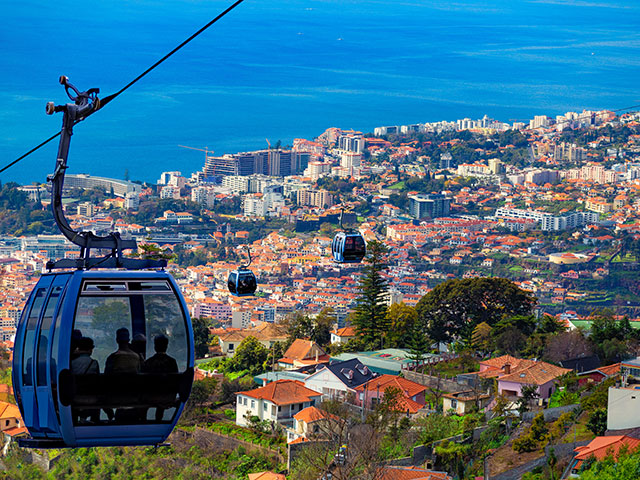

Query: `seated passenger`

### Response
(143, 335, 179, 421)
(71, 336, 100, 423)
(105, 328, 141, 374)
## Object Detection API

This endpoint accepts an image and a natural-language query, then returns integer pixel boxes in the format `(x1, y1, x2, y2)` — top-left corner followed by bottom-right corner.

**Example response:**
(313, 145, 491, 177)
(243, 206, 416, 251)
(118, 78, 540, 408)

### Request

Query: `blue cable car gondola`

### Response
(13, 271, 194, 448)
(331, 210, 366, 264)
(228, 246, 257, 296)
(13, 78, 194, 448)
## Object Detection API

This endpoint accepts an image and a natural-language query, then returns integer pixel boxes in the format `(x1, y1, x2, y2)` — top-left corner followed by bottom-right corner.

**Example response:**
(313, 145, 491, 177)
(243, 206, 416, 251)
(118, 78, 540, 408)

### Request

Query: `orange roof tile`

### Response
(247, 472, 287, 480)
(574, 435, 640, 462)
(237, 380, 321, 406)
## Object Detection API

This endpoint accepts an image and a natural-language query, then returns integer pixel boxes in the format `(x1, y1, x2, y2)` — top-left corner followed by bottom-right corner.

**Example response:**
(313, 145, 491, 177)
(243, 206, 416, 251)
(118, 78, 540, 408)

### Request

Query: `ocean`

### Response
(1, 0, 639, 185)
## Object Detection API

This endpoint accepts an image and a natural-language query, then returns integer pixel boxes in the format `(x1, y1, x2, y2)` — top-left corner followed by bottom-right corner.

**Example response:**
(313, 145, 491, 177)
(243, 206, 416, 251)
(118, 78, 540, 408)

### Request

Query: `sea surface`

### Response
(1, 0, 639, 185)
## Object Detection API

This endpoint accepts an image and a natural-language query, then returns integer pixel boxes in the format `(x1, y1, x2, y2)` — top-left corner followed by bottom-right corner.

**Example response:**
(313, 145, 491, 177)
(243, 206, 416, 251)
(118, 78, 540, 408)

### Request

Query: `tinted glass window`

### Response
(70, 283, 189, 425)
(228, 273, 237, 294)
(36, 286, 62, 387)
(22, 288, 47, 387)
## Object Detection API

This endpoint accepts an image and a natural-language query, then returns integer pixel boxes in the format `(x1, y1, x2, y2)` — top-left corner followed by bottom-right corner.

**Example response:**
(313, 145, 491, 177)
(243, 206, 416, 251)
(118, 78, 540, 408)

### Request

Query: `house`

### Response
(277, 339, 330, 370)
(354, 374, 427, 413)
(218, 323, 288, 356)
(304, 358, 376, 402)
(377, 466, 452, 480)
(577, 362, 620, 386)
(0, 401, 22, 433)
(286, 406, 340, 443)
(478, 355, 571, 400)
(566, 435, 640, 478)
(235, 380, 322, 428)
(442, 390, 491, 415)
(248, 472, 286, 480)
(330, 326, 356, 345)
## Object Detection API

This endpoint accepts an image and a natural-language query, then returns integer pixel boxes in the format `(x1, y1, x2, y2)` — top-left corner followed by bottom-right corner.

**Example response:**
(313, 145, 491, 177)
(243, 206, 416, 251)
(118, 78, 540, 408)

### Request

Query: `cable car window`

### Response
(50, 288, 66, 420)
(70, 287, 188, 425)
(345, 236, 354, 249)
(128, 281, 171, 292)
(83, 283, 127, 292)
(36, 286, 62, 387)
(228, 273, 237, 294)
(143, 294, 189, 372)
(354, 236, 365, 252)
(22, 288, 47, 387)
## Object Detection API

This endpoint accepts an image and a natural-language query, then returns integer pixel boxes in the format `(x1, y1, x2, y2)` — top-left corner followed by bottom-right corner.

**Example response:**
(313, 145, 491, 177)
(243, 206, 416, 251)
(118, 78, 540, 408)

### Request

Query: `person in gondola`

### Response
(105, 328, 141, 374)
(105, 328, 141, 423)
(71, 337, 100, 424)
(142, 335, 179, 422)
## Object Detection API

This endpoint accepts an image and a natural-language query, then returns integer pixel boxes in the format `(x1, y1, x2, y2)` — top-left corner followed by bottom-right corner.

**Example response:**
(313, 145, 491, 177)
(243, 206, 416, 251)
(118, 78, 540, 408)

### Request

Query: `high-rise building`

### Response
(297, 189, 335, 209)
(338, 132, 364, 153)
(408, 194, 450, 219)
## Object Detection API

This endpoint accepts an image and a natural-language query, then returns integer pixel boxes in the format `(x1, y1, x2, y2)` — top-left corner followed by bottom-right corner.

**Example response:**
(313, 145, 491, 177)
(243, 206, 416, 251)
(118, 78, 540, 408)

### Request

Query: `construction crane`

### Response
(179, 145, 214, 156)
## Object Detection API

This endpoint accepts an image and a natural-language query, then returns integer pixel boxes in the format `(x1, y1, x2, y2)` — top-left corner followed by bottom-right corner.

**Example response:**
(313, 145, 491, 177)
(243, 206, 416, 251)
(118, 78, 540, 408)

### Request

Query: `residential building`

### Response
(278, 339, 330, 370)
(409, 194, 450, 219)
(304, 358, 376, 401)
(495, 207, 598, 231)
(235, 380, 322, 427)
(442, 390, 491, 415)
(567, 436, 640, 477)
(231, 309, 252, 329)
(330, 326, 356, 345)
(287, 406, 340, 443)
(355, 374, 427, 413)
(297, 189, 335, 209)
(478, 355, 570, 400)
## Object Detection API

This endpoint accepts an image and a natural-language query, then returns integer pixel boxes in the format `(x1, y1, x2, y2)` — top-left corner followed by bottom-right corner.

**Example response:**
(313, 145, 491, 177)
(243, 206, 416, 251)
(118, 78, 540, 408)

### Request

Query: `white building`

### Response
(235, 380, 322, 428)
(231, 309, 252, 329)
(191, 186, 216, 209)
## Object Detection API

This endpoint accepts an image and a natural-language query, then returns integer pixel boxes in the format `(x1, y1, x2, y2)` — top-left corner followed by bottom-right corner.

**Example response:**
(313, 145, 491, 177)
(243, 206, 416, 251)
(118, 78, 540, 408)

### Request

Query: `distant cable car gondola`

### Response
(13, 78, 194, 448)
(331, 210, 366, 263)
(228, 246, 257, 296)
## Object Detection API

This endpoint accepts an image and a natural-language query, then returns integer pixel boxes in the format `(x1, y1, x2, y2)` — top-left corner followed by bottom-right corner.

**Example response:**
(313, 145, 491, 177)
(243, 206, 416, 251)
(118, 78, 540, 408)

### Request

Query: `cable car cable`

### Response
(0, 0, 246, 175)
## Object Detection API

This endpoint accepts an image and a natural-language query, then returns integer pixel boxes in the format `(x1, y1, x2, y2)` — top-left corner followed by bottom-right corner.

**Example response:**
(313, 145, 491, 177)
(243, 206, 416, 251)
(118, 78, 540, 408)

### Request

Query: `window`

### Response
(22, 288, 47, 387)
(451, 399, 458, 408)
(69, 281, 190, 426)
(271, 405, 276, 416)
(251, 400, 255, 408)
(36, 286, 62, 387)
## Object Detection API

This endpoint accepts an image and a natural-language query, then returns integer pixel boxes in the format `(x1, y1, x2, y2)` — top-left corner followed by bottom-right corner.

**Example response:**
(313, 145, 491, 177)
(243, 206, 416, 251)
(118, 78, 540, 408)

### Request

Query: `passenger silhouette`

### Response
(105, 328, 141, 374)
(70, 329, 83, 361)
(143, 335, 179, 421)
(131, 333, 147, 361)
(105, 328, 141, 423)
(71, 337, 100, 423)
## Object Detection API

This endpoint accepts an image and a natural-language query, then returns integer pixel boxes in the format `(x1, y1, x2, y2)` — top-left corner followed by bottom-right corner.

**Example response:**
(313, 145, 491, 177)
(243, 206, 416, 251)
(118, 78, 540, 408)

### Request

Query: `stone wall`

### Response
(522, 404, 579, 423)
(402, 371, 468, 394)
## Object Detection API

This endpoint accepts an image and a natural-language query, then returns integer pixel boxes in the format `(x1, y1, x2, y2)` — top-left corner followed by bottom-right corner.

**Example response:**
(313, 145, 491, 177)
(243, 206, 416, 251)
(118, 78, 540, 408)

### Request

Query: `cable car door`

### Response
(34, 276, 68, 435)
(17, 277, 52, 434)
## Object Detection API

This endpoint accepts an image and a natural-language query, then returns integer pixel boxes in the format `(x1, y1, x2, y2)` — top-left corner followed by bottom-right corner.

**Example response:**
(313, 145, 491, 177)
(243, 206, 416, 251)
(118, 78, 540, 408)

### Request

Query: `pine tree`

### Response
(407, 322, 431, 365)
(353, 240, 389, 349)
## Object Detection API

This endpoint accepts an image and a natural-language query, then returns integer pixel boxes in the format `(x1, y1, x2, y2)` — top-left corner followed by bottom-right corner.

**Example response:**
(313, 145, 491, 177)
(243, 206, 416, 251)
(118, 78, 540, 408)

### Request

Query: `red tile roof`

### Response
(237, 380, 321, 406)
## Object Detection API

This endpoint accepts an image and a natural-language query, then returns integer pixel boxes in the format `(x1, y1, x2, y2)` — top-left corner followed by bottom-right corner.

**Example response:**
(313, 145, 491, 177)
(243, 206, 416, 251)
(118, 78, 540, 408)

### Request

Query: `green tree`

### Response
(407, 321, 431, 365)
(352, 240, 389, 348)
(471, 321, 492, 352)
(415, 277, 536, 344)
(192, 317, 212, 358)
(385, 302, 418, 348)
(587, 408, 608, 436)
(230, 336, 268, 375)
(580, 449, 640, 480)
